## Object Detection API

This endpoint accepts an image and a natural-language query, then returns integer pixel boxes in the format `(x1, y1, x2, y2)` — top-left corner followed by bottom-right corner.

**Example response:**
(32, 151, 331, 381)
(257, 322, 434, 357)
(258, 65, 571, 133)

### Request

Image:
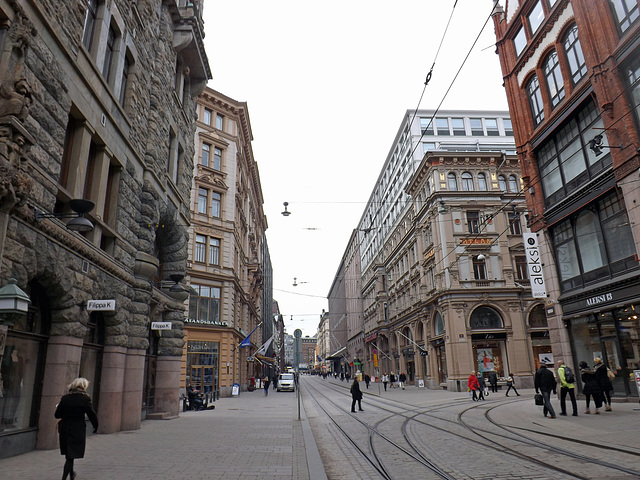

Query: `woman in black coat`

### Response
(350, 378, 364, 412)
(55, 377, 99, 480)
(579, 361, 602, 414)
(593, 357, 614, 411)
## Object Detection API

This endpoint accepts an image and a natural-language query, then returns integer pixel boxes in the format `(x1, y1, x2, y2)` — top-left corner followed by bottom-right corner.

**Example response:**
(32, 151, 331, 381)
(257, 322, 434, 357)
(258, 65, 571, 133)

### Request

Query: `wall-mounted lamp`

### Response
(164, 274, 190, 301)
(34, 199, 96, 232)
(589, 134, 623, 157)
(438, 200, 447, 213)
(292, 277, 308, 287)
(281, 202, 291, 217)
(476, 254, 486, 261)
(0, 278, 31, 326)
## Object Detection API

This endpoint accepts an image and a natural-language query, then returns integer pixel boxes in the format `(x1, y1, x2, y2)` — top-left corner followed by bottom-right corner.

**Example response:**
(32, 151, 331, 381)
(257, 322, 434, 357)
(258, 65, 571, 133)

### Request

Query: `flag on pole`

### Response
(239, 323, 261, 347)
(255, 334, 274, 355)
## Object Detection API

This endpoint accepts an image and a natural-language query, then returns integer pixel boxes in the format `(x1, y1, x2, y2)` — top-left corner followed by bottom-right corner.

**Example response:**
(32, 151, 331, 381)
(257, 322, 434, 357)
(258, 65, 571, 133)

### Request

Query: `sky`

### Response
(201, 0, 510, 338)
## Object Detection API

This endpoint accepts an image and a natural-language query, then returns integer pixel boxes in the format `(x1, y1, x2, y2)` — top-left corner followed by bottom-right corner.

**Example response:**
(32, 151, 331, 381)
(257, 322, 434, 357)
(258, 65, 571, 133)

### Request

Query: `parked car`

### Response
(277, 373, 295, 392)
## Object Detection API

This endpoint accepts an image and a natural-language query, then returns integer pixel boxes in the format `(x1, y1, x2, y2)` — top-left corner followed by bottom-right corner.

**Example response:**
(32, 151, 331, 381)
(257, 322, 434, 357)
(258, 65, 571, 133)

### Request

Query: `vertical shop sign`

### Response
(523, 233, 547, 298)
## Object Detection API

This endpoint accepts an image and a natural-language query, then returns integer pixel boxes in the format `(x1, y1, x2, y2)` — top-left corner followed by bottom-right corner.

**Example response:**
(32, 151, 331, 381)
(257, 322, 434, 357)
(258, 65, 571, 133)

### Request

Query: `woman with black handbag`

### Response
(580, 361, 603, 414)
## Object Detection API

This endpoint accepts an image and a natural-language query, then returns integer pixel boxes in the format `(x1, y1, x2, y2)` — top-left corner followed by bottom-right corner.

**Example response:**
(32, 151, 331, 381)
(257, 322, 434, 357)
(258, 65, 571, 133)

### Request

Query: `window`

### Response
(102, 25, 116, 81)
(420, 118, 434, 135)
(189, 285, 221, 324)
(197, 188, 208, 214)
(203, 108, 212, 125)
(211, 191, 221, 217)
(467, 211, 480, 234)
(478, 173, 487, 191)
(461, 172, 474, 191)
(423, 142, 436, 153)
(550, 191, 637, 292)
(498, 175, 507, 192)
(82, 0, 98, 50)
(508, 175, 519, 192)
(436, 118, 450, 135)
(215, 114, 224, 130)
(209, 238, 220, 265)
(624, 55, 640, 127)
(527, 75, 545, 126)
(213, 147, 222, 170)
(514, 26, 527, 57)
(201, 143, 210, 167)
(118, 54, 130, 106)
(168, 129, 178, 183)
(544, 51, 565, 108)
(536, 100, 611, 205)
(503, 119, 513, 136)
(609, 0, 639, 34)
(451, 118, 465, 136)
(563, 25, 587, 85)
(473, 255, 487, 280)
(485, 118, 499, 136)
(528, 1, 545, 35)
(470, 118, 484, 136)
(195, 234, 206, 262)
(447, 172, 457, 190)
(515, 255, 528, 280)
(509, 212, 522, 234)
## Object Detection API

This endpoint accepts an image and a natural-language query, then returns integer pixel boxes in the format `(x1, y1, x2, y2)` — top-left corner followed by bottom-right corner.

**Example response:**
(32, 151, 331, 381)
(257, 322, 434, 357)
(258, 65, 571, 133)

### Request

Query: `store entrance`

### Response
(190, 366, 215, 400)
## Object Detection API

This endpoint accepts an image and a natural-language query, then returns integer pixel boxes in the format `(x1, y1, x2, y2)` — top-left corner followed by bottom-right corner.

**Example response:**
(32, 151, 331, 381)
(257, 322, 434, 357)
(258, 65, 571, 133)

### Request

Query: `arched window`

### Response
(470, 306, 504, 329)
(527, 75, 545, 126)
(508, 175, 519, 192)
(447, 172, 458, 191)
(461, 172, 473, 191)
(434, 312, 445, 336)
(477, 173, 487, 191)
(563, 25, 587, 85)
(498, 175, 508, 192)
(543, 51, 565, 107)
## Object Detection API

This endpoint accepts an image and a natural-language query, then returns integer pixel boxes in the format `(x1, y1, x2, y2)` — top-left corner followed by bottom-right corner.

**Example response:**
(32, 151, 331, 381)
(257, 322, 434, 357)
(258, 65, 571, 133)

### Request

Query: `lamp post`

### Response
(0, 278, 31, 326)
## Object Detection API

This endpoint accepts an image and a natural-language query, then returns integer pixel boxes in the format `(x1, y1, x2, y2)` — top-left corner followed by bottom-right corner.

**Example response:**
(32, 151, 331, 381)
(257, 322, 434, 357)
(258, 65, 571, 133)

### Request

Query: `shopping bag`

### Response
(534, 393, 544, 406)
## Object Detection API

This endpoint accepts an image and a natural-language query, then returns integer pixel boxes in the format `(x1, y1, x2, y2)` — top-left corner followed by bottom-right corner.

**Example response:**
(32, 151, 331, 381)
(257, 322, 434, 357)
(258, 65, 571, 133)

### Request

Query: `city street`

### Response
(1, 376, 639, 480)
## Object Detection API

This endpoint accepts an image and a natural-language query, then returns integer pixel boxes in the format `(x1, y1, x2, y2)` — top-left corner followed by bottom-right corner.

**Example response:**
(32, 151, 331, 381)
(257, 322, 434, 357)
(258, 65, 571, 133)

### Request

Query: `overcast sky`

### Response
(202, 0, 509, 338)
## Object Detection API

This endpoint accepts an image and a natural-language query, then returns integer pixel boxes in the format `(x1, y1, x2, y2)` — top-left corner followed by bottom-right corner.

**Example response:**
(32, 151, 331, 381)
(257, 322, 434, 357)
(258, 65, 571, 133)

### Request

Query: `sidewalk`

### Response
(0, 387, 327, 480)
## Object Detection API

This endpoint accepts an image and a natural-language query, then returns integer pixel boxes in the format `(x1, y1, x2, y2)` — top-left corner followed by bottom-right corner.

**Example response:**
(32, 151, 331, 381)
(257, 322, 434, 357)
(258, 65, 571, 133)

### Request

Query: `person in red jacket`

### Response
(468, 371, 480, 401)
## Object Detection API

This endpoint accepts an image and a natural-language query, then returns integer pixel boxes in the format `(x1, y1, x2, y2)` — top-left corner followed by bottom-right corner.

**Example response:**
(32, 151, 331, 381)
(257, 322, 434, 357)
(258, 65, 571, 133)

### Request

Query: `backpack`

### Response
(563, 365, 575, 384)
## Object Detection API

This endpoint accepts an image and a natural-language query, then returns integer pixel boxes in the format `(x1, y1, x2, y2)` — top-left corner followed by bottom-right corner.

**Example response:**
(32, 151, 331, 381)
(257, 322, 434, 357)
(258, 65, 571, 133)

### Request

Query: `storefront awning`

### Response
(326, 346, 346, 359)
(256, 355, 275, 364)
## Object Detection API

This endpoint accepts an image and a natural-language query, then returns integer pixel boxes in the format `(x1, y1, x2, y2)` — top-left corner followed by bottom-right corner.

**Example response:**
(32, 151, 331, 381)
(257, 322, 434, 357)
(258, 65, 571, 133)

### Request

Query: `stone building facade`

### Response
(0, 0, 209, 457)
(492, 0, 640, 397)
(182, 87, 268, 398)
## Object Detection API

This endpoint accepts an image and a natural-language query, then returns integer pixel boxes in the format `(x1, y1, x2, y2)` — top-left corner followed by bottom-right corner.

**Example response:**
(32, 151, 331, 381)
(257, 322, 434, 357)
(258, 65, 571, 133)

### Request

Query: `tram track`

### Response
(302, 377, 640, 479)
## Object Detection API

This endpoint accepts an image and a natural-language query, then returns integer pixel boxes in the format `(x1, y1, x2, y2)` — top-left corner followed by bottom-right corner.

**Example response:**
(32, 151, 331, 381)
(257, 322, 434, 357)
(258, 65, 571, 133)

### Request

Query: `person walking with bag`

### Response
(381, 373, 389, 391)
(55, 377, 99, 480)
(593, 357, 614, 411)
(505, 372, 520, 396)
(468, 371, 480, 401)
(580, 360, 603, 414)
(557, 360, 578, 416)
(534, 362, 557, 419)
(350, 378, 364, 412)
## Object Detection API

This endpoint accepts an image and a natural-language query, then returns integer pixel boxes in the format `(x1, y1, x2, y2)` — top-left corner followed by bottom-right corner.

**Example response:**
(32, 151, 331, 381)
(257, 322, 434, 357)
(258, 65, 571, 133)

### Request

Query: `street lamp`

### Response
(281, 202, 291, 217)
(34, 199, 96, 232)
(0, 278, 31, 326)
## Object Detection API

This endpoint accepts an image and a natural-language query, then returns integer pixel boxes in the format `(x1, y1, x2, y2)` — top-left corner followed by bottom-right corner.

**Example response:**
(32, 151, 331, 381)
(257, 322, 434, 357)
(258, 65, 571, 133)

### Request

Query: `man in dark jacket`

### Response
(534, 362, 557, 418)
(350, 379, 364, 412)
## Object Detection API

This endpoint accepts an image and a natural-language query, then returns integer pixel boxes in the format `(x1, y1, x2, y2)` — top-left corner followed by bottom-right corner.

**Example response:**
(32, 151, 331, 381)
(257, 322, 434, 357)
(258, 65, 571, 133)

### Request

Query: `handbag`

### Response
(607, 368, 615, 381)
(534, 393, 544, 406)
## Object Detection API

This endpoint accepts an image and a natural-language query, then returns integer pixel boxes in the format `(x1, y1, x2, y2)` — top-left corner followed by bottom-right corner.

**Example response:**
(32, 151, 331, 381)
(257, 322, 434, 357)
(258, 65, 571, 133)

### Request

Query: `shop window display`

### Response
(473, 341, 506, 378)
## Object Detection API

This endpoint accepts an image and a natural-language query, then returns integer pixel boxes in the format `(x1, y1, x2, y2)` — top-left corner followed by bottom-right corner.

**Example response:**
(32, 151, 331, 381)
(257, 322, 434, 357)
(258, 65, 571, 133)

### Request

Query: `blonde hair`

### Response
(594, 357, 602, 364)
(68, 377, 89, 391)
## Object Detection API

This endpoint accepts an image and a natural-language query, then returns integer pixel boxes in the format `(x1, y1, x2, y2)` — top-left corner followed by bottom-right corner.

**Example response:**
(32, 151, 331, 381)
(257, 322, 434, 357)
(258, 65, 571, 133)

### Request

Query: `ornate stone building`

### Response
(0, 0, 209, 457)
(492, 0, 640, 398)
(182, 87, 268, 398)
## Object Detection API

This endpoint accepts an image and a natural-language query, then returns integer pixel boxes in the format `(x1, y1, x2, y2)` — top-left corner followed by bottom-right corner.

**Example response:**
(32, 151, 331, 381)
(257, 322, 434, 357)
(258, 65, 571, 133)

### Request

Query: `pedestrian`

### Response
(557, 360, 578, 416)
(345, 372, 351, 383)
(55, 377, 99, 480)
(263, 376, 270, 396)
(579, 360, 603, 414)
(468, 371, 480, 401)
(534, 362, 557, 419)
(505, 372, 520, 397)
(593, 357, 613, 411)
(364, 374, 371, 389)
(382, 373, 389, 391)
(340, 372, 344, 381)
(272, 374, 278, 390)
(390, 372, 396, 388)
(399, 372, 407, 389)
(476, 372, 487, 400)
(350, 378, 364, 412)
(488, 370, 498, 393)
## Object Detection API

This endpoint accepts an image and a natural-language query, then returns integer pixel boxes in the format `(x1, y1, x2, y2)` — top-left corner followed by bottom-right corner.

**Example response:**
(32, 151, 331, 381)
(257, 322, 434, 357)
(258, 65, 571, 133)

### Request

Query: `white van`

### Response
(277, 373, 295, 392)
